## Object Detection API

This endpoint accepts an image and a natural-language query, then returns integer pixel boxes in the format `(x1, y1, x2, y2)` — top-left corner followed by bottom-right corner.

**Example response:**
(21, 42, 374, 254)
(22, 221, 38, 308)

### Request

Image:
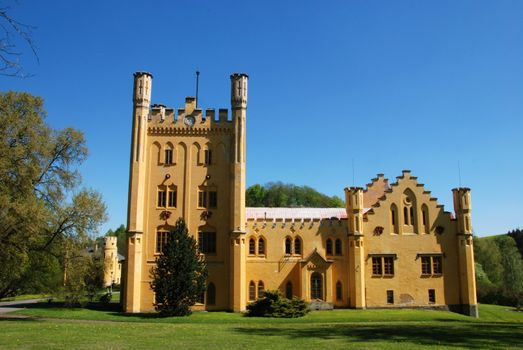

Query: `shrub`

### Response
(245, 290, 309, 318)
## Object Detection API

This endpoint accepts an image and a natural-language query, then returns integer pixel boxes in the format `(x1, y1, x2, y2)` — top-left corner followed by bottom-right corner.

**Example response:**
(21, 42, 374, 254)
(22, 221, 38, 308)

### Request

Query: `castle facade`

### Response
(123, 72, 478, 317)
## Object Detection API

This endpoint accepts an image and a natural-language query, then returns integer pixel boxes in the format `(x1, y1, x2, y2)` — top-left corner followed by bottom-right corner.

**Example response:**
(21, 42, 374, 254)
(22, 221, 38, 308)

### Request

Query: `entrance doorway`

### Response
(310, 272, 323, 300)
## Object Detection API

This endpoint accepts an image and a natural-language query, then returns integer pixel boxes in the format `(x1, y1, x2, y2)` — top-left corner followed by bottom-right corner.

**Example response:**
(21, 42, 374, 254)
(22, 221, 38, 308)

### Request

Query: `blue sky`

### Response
(4, 0, 522, 237)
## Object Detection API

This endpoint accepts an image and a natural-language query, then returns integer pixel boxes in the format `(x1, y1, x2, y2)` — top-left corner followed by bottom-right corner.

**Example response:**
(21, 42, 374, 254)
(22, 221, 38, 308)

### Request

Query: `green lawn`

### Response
(1, 304, 522, 349)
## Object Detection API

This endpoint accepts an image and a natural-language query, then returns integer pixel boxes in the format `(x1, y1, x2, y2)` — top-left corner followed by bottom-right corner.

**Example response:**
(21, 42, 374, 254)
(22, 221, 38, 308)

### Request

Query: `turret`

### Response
(452, 187, 478, 317)
(452, 188, 472, 234)
(103, 236, 118, 288)
(229, 73, 248, 312)
(124, 71, 152, 312)
(344, 187, 366, 309)
(133, 72, 152, 108)
(231, 73, 248, 110)
(346, 187, 364, 234)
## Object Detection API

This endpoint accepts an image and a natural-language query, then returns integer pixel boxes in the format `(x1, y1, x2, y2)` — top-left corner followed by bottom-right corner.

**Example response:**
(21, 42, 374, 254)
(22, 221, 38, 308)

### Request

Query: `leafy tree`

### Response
(508, 229, 523, 259)
(246, 182, 344, 208)
(474, 234, 523, 307)
(496, 236, 523, 307)
(246, 290, 309, 318)
(150, 218, 207, 316)
(0, 91, 107, 298)
(474, 237, 504, 286)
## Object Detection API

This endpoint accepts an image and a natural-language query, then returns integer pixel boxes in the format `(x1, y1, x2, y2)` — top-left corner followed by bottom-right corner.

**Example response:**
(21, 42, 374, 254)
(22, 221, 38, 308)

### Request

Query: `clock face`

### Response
(184, 115, 195, 126)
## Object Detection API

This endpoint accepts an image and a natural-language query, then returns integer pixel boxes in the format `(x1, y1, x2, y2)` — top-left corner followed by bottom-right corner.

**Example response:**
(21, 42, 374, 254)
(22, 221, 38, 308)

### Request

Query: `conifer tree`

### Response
(150, 218, 207, 316)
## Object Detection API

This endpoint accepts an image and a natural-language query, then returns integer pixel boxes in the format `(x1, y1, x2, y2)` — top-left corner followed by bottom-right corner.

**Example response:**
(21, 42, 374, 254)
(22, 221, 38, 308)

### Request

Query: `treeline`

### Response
(474, 229, 523, 308)
(246, 182, 344, 208)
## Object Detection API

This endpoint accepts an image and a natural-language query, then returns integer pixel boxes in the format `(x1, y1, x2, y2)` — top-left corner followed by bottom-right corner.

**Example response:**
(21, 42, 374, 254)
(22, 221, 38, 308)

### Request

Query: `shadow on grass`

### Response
(234, 322, 523, 349)
(12, 301, 122, 312)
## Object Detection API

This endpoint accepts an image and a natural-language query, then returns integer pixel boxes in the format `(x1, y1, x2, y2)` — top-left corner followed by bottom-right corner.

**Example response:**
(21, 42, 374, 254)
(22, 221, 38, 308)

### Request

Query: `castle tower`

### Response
(124, 72, 152, 312)
(345, 187, 366, 309)
(452, 188, 478, 317)
(229, 73, 248, 311)
(103, 236, 118, 287)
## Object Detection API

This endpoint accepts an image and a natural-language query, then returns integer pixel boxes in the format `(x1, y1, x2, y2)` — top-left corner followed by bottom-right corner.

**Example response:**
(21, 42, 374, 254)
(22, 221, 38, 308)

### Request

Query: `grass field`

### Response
(1, 304, 522, 349)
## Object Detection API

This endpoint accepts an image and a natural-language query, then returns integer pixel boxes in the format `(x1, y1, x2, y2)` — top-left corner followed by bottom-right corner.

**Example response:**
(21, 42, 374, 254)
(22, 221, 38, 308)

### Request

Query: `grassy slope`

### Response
(1, 304, 522, 349)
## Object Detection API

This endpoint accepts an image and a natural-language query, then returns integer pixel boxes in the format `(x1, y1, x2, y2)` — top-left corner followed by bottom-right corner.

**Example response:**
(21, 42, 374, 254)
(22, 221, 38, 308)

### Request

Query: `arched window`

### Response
(391, 204, 399, 233)
(421, 204, 429, 233)
(257, 281, 265, 298)
(207, 283, 216, 305)
(311, 273, 323, 300)
(249, 281, 256, 301)
(258, 237, 265, 255)
(336, 281, 342, 301)
(249, 238, 255, 255)
(326, 238, 333, 255)
(285, 281, 293, 299)
(403, 189, 418, 233)
(285, 237, 292, 255)
(294, 237, 302, 255)
(335, 239, 342, 256)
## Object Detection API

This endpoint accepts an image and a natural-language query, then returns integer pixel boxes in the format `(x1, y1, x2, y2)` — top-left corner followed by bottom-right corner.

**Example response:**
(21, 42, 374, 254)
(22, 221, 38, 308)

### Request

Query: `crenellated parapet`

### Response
(146, 100, 235, 136)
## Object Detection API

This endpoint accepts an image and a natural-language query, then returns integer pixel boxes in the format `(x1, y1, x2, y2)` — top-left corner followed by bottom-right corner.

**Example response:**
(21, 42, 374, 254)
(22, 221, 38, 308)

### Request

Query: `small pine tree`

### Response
(150, 218, 208, 316)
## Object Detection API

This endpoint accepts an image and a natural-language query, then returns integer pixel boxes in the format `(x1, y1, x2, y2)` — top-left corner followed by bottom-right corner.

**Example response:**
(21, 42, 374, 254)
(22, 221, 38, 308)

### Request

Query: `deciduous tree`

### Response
(0, 91, 107, 298)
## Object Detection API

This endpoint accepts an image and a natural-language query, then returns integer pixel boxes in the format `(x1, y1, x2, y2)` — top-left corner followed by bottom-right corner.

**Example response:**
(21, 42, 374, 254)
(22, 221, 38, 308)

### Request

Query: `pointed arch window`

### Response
(257, 281, 265, 298)
(336, 281, 343, 301)
(294, 237, 302, 255)
(249, 238, 256, 255)
(285, 281, 293, 299)
(326, 238, 333, 256)
(258, 237, 265, 255)
(335, 239, 342, 256)
(421, 205, 429, 233)
(391, 204, 399, 234)
(249, 281, 256, 301)
(285, 237, 292, 255)
(207, 283, 216, 305)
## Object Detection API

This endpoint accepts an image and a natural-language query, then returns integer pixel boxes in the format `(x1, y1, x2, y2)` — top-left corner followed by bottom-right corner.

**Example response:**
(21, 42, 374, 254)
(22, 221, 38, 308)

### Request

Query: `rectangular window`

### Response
(168, 188, 177, 208)
(208, 191, 218, 208)
(387, 290, 394, 304)
(372, 255, 395, 277)
(165, 149, 173, 165)
(421, 256, 431, 275)
(383, 257, 394, 275)
(198, 191, 207, 208)
(432, 256, 442, 274)
(372, 257, 382, 276)
(428, 289, 436, 304)
(156, 231, 168, 253)
(204, 149, 212, 165)
(157, 189, 166, 207)
(198, 232, 216, 254)
(420, 255, 443, 276)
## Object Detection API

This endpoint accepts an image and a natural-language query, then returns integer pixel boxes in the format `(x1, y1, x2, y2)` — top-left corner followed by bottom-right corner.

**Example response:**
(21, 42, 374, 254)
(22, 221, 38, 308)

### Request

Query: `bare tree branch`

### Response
(0, 5, 38, 77)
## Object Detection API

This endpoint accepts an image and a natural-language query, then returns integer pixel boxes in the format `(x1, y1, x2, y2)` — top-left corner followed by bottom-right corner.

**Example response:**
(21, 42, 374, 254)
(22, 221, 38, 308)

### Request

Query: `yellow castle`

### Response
(122, 72, 478, 317)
